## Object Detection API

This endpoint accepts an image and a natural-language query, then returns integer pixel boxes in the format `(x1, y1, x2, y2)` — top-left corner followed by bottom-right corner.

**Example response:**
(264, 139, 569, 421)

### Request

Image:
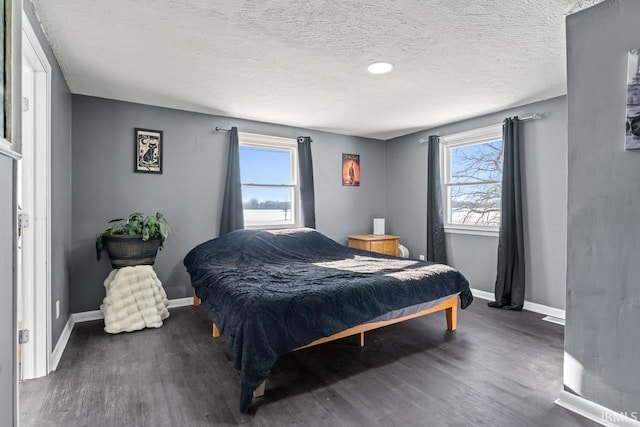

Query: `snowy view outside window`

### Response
(446, 139, 503, 226)
(239, 141, 298, 228)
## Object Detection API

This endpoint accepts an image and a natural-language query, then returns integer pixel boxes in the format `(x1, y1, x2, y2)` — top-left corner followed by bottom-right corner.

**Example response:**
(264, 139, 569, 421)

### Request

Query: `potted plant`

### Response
(96, 212, 172, 268)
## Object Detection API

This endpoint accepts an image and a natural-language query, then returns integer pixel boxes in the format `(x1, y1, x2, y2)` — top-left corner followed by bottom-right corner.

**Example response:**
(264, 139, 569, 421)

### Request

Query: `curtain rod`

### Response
(214, 128, 312, 143)
(519, 113, 544, 121)
(417, 113, 544, 144)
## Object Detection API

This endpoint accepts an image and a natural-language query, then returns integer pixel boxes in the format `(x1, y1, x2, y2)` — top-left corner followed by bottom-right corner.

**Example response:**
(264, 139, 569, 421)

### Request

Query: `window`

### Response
(441, 125, 503, 234)
(239, 132, 300, 229)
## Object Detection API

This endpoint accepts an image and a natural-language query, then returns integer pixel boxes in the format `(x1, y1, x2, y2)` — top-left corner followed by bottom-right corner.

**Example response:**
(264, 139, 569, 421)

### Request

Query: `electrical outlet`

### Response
(56, 300, 60, 319)
(419, 255, 425, 261)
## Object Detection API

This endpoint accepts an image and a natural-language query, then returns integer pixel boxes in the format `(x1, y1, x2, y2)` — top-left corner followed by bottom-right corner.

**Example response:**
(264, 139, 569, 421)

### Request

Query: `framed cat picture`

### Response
(135, 128, 163, 174)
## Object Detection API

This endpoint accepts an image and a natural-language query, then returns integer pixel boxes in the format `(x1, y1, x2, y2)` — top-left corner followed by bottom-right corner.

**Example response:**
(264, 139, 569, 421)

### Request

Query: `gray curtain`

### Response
(297, 136, 316, 228)
(426, 135, 447, 264)
(489, 117, 525, 310)
(219, 127, 244, 235)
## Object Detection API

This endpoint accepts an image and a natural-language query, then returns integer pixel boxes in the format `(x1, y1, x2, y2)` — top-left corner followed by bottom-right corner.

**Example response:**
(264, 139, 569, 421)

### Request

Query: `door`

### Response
(17, 17, 52, 380)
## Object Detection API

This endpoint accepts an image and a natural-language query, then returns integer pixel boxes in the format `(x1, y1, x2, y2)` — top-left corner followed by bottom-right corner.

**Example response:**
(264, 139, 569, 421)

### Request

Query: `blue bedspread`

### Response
(183, 228, 472, 413)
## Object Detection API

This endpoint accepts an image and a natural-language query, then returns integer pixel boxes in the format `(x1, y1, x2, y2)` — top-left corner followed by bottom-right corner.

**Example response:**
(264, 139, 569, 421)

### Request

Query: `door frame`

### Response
(20, 10, 52, 379)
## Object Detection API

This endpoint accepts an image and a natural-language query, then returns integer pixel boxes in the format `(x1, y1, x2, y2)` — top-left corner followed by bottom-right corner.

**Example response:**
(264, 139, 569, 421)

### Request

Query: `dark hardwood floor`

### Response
(20, 301, 595, 426)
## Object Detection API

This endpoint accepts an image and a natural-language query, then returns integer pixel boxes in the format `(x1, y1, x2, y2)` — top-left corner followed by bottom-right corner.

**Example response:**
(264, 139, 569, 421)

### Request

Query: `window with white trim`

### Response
(441, 125, 503, 233)
(239, 132, 301, 229)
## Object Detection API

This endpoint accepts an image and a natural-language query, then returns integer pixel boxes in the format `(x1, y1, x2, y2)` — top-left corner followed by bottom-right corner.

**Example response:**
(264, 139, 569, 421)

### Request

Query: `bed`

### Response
(183, 228, 472, 413)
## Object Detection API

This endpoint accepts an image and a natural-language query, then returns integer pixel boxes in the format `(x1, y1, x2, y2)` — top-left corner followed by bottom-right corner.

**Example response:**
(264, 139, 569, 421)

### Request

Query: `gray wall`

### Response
(0, 156, 16, 425)
(385, 96, 568, 309)
(71, 95, 386, 313)
(24, 1, 73, 347)
(565, 0, 640, 412)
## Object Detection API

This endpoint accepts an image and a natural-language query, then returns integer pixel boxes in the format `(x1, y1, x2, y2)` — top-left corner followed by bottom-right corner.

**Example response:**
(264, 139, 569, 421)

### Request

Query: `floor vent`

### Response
(542, 315, 565, 326)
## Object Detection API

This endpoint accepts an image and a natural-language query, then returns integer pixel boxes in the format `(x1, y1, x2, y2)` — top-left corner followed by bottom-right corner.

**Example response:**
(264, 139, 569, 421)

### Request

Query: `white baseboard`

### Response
(50, 315, 74, 372)
(167, 297, 194, 309)
(71, 309, 103, 323)
(555, 390, 640, 426)
(70, 297, 195, 323)
(469, 288, 495, 301)
(470, 287, 566, 320)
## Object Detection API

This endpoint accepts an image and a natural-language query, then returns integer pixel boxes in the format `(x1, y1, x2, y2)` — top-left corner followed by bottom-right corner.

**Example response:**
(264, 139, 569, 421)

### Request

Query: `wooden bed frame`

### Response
(192, 292, 458, 398)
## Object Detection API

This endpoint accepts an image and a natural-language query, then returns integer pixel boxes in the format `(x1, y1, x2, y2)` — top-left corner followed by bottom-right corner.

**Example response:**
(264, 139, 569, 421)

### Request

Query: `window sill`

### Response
(244, 224, 301, 230)
(444, 226, 499, 237)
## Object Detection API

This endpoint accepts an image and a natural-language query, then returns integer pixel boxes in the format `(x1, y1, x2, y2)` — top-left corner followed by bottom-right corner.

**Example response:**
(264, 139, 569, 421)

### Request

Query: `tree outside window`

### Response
(441, 125, 503, 230)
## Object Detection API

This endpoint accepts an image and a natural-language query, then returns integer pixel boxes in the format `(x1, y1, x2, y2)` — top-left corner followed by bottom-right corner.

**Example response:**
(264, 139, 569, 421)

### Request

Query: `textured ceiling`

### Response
(31, 0, 603, 140)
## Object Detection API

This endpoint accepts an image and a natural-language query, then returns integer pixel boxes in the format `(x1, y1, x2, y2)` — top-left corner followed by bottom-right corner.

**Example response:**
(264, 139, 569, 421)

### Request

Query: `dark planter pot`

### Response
(102, 235, 162, 269)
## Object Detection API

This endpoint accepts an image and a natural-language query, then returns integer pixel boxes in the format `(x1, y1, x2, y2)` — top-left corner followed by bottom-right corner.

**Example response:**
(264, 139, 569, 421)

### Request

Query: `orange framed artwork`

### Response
(342, 153, 360, 186)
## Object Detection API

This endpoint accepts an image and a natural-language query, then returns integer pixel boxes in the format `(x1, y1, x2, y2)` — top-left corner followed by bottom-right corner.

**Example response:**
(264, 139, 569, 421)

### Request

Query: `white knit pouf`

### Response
(100, 265, 170, 334)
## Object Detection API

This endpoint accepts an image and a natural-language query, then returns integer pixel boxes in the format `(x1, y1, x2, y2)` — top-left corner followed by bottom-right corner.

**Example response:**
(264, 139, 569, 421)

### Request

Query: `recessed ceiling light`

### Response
(367, 61, 394, 74)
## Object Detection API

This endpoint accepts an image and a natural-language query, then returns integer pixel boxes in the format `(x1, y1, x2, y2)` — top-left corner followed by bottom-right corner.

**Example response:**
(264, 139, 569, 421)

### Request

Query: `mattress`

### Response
(368, 292, 461, 323)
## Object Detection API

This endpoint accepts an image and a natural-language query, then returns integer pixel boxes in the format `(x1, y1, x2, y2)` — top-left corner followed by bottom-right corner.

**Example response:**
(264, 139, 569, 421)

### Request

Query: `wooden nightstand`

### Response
(347, 234, 400, 256)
